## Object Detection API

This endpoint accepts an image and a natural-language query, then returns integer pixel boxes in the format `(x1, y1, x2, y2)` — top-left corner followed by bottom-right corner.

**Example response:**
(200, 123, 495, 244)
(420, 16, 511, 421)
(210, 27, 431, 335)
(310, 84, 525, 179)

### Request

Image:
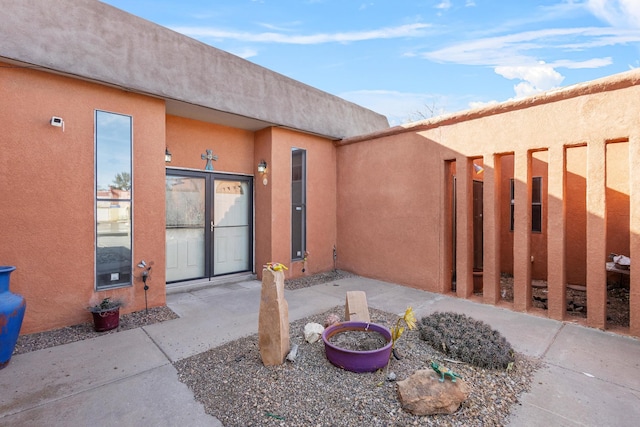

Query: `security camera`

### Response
(50, 117, 63, 127)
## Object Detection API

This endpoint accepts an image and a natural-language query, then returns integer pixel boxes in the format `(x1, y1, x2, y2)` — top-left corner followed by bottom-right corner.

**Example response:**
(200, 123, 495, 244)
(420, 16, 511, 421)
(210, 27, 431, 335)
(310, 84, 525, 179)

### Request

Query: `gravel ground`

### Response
(174, 306, 541, 427)
(12, 306, 179, 355)
(285, 269, 357, 290)
(11, 269, 353, 356)
(12, 271, 541, 426)
(498, 274, 630, 327)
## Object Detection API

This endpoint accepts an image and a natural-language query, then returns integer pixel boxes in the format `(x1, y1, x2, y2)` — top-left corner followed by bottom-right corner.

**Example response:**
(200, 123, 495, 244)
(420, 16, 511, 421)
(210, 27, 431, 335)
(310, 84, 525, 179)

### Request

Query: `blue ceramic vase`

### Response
(0, 266, 26, 369)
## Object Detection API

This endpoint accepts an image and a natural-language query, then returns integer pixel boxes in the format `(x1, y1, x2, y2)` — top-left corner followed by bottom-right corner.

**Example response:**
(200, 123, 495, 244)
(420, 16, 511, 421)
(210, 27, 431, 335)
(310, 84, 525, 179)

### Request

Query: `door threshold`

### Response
(166, 272, 257, 295)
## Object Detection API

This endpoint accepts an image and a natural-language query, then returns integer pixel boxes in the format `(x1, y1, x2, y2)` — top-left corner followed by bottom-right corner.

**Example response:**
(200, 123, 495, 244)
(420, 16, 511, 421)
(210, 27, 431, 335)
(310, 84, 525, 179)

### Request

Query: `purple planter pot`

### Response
(322, 321, 392, 373)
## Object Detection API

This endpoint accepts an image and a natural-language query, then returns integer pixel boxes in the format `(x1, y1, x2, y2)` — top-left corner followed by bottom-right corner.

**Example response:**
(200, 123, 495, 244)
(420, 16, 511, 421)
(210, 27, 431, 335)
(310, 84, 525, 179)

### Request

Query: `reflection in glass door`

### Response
(165, 174, 206, 282)
(166, 171, 252, 283)
(213, 180, 250, 275)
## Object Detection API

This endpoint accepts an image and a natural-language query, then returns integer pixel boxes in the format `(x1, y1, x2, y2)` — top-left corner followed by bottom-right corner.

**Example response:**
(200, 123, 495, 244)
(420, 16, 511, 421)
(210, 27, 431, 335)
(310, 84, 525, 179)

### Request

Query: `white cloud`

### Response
(257, 22, 301, 32)
(171, 23, 430, 44)
(586, 0, 640, 29)
(550, 57, 612, 69)
(435, 0, 452, 10)
(469, 100, 498, 109)
(511, 82, 541, 98)
(339, 89, 450, 125)
(465, 0, 476, 6)
(420, 25, 634, 99)
(495, 63, 564, 89)
(422, 27, 618, 66)
(228, 47, 258, 59)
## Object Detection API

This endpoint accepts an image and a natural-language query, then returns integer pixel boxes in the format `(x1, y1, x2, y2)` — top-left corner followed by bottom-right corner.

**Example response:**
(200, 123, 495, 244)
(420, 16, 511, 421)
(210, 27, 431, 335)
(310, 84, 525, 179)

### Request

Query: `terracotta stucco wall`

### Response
(498, 143, 629, 286)
(565, 145, 588, 285)
(337, 72, 640, 335)
(499, 154, 549, 280)
(0, 63, 166, 334)
(606, 141, 630, 259)
(254, 127, 338, 279)
(337, 134, 449, 291)
(166, 116, 255, 175)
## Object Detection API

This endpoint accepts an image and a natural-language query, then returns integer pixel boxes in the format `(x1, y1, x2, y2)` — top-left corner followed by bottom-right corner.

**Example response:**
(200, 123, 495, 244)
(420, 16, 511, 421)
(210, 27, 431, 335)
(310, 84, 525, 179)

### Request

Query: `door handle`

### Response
(211, 221, 214, 232)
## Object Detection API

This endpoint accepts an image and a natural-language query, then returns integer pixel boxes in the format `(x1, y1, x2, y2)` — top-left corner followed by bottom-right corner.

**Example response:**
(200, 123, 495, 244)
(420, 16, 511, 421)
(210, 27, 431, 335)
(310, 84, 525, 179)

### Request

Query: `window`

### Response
(510, 177, 542, 233)
(531, 177, 542, 233)
(291, 148, 306, 260)
(509, 179, 515, 231)
(95, 111, 132, 289)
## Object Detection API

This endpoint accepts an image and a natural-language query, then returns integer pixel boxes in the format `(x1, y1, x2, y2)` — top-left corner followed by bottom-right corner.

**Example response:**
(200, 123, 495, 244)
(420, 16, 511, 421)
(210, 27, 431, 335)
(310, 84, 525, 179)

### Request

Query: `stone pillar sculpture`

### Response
(258, 268, 290, 365)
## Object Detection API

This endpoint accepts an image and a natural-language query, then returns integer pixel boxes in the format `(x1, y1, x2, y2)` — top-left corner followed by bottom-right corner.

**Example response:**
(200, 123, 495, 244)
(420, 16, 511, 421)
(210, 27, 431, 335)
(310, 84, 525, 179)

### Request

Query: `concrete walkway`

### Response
(1, 276, 639, 426)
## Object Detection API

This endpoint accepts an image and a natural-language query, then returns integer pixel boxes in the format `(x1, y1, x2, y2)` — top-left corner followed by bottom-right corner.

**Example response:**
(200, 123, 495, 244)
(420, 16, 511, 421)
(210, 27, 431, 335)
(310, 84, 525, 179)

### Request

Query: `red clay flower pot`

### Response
(91, 308, 120, 332)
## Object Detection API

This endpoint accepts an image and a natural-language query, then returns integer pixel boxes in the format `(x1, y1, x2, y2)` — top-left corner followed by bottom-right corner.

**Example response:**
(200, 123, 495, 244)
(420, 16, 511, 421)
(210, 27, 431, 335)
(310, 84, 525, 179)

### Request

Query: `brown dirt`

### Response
(327, 329, 387, 351)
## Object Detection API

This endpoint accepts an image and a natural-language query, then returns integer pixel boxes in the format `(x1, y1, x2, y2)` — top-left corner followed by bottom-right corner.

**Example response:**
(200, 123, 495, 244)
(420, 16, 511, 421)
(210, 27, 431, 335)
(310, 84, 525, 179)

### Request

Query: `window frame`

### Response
(509, 176, 543, 233)
(291, 148, 306, 261)
(95, 110, 133, 290)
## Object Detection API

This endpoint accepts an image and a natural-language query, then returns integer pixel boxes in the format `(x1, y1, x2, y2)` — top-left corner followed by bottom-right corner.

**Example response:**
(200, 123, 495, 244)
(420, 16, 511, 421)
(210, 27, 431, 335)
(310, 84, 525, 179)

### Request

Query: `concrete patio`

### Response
(2, 276, 639, 426)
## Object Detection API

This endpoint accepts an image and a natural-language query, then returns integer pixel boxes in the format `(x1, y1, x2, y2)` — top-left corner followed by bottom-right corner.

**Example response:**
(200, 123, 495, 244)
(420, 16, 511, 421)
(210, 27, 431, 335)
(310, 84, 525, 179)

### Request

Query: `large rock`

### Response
(345, 290, 370, 322)
(397, 369, 470, 415)
(258, 268, 290, 365)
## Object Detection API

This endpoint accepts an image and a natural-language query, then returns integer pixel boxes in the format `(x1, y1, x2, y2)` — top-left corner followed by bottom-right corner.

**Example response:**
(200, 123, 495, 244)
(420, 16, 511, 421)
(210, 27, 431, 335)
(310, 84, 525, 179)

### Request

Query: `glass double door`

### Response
(165, 170, 252, 283)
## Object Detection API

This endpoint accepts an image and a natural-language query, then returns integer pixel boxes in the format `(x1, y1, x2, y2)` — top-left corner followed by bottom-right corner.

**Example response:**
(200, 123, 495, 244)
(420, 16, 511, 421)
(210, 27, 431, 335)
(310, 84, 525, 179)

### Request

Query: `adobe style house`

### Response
(337, 76, 640, 338)
(1, 0, 638, 338)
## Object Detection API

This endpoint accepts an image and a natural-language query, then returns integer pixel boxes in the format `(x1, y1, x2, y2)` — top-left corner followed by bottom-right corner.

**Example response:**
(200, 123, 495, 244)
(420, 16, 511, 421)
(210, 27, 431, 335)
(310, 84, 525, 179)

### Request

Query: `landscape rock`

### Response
(258, 268, 289, 365)
(286, 343, 299, 362)
(397, 369, 470, 415)
(304, 322, 324, 343)
(345, 291, 370, 322)
(324, 313, 341, 328)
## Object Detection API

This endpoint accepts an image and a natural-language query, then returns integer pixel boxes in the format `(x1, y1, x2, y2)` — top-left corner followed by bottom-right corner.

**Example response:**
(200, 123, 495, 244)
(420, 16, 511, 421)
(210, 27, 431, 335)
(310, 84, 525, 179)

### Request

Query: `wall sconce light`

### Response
(473, 164, 484, 174)
(257, 160, 267, 174)
(165, 147, 172, 163)
(258, 160, 268, 185)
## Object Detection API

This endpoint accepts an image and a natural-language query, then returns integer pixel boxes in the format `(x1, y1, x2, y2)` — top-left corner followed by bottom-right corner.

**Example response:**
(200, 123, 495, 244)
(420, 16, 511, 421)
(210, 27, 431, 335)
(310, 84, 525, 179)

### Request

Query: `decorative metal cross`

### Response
(201, 149, 218, 171)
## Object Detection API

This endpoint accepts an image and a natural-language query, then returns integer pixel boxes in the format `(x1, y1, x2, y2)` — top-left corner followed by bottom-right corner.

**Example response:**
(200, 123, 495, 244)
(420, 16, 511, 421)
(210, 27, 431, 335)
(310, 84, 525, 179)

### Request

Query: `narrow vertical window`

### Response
(291, 148, 306, 260)
(531, 176, 542, 233)
(510, 179, 515, 231)
(509, 177, 542, 233)
(95, 111, 132, 289)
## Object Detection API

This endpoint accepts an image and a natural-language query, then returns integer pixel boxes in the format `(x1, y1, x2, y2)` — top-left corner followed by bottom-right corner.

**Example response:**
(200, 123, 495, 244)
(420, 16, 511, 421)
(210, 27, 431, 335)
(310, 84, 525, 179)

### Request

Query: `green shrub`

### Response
(419, 311, 514, 369)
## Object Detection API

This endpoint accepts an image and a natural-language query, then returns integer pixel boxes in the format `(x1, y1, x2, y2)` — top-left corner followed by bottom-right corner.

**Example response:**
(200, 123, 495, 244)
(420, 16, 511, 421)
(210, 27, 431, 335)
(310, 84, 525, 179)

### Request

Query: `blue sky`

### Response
(101, 0, 640, 125)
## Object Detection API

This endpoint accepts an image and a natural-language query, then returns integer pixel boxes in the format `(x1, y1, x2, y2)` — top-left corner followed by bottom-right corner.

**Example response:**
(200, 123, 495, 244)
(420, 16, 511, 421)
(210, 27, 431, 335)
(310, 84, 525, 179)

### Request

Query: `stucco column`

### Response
(547, 146, 566, 320)
(483, 154, 501, 305)
(629, 135, 640, 336)
(254, 129, 274, 278)
(440, 159, 455, 294)
(456, 157, 473, 298)
(513, 150, 532, 312)
(586, 139, 607, 329)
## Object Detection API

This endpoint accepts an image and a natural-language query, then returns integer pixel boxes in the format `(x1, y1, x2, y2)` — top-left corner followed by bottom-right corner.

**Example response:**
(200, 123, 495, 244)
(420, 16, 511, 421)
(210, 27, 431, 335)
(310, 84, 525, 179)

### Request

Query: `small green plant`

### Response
(386, 306, 417, 377)
(88, 297, 123, 313)
(391, 306, 417, 350)
(419, 311, 514, 369)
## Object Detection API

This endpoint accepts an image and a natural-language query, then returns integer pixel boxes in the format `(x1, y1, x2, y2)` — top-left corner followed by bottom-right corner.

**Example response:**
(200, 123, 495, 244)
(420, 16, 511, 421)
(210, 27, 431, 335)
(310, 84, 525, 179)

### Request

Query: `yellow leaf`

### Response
(403, 307, 417, 330)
